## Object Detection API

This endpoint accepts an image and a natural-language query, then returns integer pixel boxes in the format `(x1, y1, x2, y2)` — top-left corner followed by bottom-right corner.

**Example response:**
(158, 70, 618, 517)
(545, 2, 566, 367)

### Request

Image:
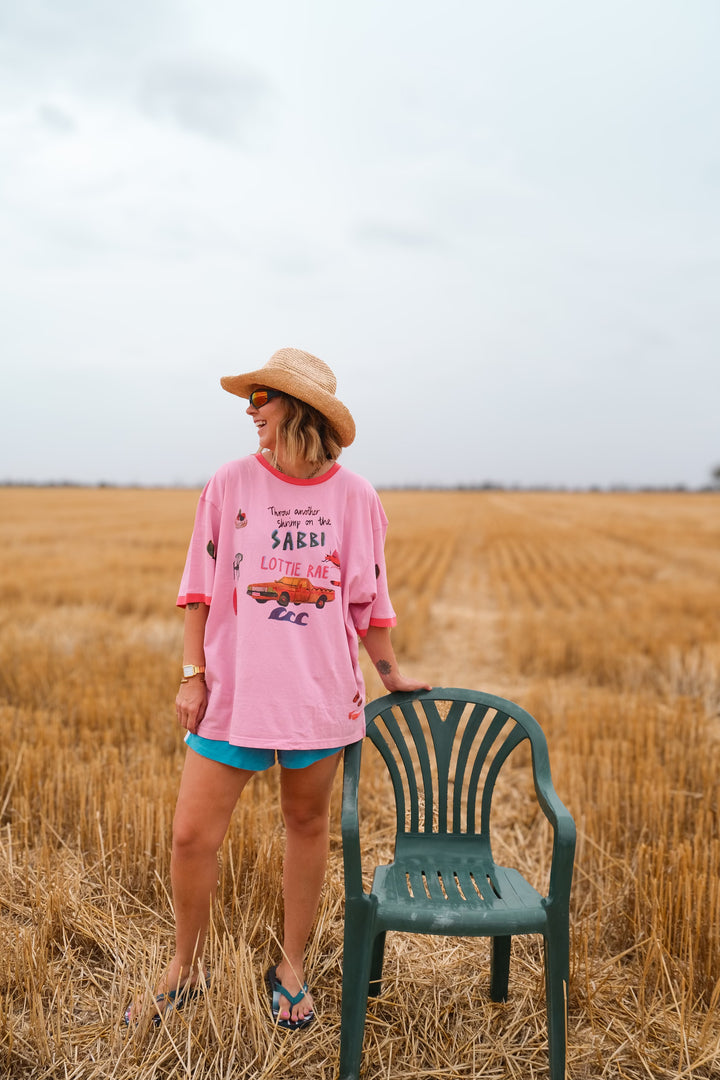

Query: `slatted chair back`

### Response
(364, 687, 548, 847)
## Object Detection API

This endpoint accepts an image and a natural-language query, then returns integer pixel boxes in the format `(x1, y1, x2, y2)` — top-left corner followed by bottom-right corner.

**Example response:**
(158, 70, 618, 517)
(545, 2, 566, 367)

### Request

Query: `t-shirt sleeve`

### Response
(177, 486, 222, 608)
(347, 490, 397, 636)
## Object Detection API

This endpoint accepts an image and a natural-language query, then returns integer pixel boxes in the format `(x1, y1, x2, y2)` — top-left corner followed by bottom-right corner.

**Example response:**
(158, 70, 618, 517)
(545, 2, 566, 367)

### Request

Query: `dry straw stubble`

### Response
(0, 486, 719, 1078)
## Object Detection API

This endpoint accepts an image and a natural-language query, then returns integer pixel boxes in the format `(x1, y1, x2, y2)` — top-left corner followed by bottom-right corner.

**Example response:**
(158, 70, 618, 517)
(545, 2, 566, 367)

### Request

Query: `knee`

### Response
(172, 816, 220, 860)
(281, 801, 329, 838)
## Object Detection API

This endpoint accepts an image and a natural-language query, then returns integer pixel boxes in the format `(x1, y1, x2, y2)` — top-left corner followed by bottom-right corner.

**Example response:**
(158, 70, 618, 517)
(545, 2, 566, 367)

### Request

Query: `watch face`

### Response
(183, 665, 194, 677)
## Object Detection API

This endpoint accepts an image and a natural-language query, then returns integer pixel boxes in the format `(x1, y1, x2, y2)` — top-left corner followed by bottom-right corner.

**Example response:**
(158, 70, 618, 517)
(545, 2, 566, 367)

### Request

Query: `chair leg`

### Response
(368, 930, 386, 997)
(339, 905, 376, 1080)
(490, 935, 511, 1002)
(544, 931, 569, 1080)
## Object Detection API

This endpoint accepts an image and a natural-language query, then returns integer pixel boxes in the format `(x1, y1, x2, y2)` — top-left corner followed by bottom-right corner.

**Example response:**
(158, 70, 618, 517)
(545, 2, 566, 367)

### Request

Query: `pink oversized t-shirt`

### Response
(177, 453, 396, 749)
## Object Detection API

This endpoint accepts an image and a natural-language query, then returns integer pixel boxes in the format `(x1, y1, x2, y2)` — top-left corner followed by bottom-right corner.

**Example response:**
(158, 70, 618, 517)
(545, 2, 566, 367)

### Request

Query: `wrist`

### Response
(181, 664, 206, 684)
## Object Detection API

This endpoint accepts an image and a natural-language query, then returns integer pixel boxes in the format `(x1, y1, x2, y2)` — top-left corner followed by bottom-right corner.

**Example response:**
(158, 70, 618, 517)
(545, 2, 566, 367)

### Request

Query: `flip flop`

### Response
(123, 974, 209, 1027)
(265, 965, 315, 1030)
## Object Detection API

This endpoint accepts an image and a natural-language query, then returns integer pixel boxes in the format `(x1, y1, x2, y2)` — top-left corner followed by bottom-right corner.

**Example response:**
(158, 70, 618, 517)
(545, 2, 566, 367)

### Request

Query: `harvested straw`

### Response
(1, 488, 719, 1078)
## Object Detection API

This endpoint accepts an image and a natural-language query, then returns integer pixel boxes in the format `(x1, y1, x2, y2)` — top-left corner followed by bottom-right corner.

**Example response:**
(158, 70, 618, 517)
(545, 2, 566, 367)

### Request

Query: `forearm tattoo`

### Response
(376, 659, 392, 675)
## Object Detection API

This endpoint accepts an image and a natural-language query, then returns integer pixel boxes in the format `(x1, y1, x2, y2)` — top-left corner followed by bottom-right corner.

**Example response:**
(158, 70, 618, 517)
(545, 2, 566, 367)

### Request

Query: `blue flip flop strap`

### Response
(158, 978, 206, 1011)
(124, 974, 209, 1026)
(153, 989, 181, 1016)
(273, 980, 309, 1009)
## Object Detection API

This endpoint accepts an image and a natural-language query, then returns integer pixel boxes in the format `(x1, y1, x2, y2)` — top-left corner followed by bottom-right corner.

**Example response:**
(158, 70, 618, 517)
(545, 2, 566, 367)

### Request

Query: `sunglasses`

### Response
(248, 388, 283, 408)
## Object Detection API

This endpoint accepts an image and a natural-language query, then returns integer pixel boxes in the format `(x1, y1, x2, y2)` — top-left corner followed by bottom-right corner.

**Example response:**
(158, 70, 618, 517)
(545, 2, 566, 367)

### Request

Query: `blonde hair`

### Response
(272, 395, 343, 469)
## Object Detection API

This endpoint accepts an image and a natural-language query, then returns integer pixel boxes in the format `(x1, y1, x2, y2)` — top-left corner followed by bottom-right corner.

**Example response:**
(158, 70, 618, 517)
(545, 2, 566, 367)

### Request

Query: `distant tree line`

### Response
(2, 472, 720, 492)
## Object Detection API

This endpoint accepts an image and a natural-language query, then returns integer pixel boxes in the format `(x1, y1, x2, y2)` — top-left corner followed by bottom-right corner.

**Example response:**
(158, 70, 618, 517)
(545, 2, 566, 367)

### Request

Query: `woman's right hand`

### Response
(175, 677, 208, 734)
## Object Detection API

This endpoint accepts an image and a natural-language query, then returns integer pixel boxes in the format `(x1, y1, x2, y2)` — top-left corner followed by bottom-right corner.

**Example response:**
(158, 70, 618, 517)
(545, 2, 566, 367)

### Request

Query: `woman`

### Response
(127, 347, 430, 1029)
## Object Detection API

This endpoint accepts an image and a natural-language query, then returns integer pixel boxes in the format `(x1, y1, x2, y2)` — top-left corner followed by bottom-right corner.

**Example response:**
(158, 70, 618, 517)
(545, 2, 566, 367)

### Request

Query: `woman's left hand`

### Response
(175, 677, 208, 734)
(361, 626, 432, 694)
(379, 671, 433, 694)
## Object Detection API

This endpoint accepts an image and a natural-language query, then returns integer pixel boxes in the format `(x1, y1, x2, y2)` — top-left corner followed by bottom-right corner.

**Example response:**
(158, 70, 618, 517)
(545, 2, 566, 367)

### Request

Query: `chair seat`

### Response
(371, 854, 546, 936)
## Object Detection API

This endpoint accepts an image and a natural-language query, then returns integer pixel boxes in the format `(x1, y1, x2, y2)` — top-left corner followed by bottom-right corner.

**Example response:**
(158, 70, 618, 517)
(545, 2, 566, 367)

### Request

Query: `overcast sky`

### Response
(1, 0, 718, 489)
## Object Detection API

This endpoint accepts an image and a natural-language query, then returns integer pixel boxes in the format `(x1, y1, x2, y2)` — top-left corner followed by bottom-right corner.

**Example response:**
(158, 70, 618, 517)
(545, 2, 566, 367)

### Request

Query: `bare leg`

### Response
(131, 748, 254, 1018)
(275, 751, 342, 1023)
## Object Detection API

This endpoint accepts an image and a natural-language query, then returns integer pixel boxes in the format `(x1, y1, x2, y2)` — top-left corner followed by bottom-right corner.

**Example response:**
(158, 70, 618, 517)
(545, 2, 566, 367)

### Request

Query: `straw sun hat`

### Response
(220, 347, 356, 447)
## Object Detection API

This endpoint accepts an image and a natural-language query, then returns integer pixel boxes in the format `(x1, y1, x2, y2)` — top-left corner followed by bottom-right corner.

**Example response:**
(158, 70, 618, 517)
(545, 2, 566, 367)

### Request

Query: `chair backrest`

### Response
(364, 687, 553, 843)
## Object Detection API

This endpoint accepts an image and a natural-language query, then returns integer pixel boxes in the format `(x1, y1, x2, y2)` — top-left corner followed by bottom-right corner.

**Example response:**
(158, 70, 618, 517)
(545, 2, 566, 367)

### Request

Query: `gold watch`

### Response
(182, 664, 206, 678)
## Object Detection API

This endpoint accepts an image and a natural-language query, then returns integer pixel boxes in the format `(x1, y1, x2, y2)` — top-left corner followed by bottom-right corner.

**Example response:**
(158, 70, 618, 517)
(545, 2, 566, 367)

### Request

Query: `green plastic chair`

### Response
(340, 688, 576, 1080)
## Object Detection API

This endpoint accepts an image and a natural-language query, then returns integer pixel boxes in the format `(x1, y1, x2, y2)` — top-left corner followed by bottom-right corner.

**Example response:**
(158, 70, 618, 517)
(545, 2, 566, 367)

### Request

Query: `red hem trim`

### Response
(177, 594, 212, 608)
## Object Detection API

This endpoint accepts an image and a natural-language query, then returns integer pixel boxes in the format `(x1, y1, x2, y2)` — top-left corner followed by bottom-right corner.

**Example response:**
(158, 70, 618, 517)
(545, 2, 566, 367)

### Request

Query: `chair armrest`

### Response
(341, 740, 365, 899)
(530, 746, 577, 906)
(544, 801, 576, 906)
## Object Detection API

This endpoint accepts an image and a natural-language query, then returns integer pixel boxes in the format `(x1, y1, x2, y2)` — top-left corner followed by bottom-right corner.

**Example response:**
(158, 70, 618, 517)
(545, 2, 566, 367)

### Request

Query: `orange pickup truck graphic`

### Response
(247, 576, 336, 609)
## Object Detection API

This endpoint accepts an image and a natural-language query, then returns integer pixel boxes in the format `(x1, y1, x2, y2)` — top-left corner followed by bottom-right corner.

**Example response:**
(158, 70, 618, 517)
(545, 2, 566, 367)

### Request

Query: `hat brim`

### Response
(220, 366, 355, 447)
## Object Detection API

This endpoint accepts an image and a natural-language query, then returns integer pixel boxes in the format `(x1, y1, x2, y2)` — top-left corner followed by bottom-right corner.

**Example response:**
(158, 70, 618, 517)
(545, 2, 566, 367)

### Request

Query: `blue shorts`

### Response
(185, 731, 343, 771)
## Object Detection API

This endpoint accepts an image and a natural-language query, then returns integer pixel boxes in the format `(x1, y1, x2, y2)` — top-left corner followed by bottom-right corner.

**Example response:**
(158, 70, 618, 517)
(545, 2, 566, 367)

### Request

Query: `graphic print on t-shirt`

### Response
(324, 549, 342, 586)
(232, 552, 244, 614)
(240, 498, 339, 626)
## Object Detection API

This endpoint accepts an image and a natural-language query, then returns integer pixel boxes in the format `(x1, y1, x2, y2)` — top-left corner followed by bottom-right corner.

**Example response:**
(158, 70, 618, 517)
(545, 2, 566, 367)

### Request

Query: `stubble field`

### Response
(1, 485, 719, 1079)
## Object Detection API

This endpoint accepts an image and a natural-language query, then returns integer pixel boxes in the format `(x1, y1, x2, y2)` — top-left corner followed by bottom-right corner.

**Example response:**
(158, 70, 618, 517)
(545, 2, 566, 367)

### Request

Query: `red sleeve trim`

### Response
(177, 593, 212, 608)
(357, 617, 397, 638)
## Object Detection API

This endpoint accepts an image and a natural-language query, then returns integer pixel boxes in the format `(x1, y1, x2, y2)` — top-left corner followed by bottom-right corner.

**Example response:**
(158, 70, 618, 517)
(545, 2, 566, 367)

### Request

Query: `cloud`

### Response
(139, 54, 269, 142)
(36, 103, 76, 132)
(354, 221, 444, 250)
(0, 0, 185, 97)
